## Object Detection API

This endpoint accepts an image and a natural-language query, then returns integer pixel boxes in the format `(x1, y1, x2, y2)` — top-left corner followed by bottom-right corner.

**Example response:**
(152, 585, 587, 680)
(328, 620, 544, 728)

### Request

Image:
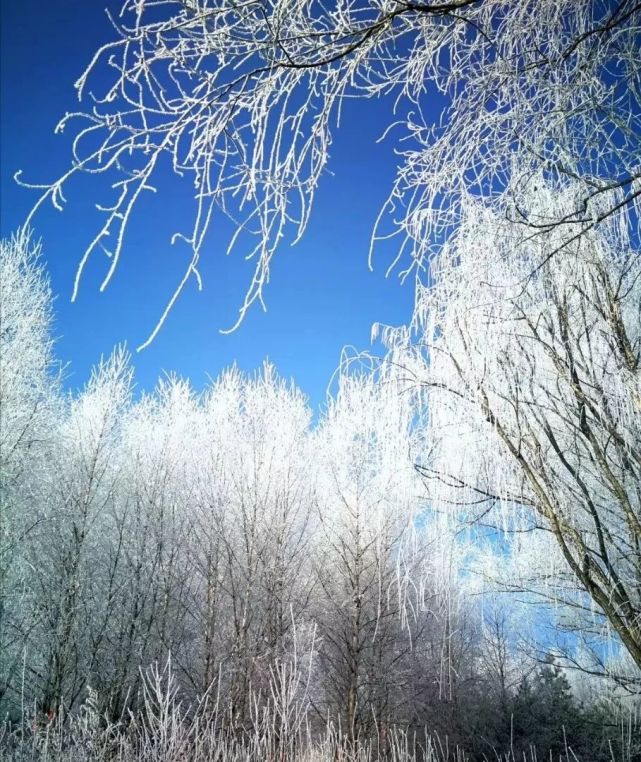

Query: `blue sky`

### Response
(0, 0, 416, 410)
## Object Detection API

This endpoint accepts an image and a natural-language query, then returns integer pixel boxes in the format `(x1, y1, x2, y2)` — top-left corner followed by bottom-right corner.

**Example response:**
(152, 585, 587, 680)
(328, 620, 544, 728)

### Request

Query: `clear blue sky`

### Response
(0, 0, 415, 409)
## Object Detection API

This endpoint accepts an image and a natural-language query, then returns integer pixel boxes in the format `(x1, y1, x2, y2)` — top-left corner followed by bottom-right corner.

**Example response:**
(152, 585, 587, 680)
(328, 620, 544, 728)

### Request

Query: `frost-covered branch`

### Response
(19, 0, 641, 345)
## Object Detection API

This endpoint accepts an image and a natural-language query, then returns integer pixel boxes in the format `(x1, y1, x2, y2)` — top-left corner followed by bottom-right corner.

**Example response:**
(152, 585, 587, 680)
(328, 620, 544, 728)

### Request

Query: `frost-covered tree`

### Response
(26, 350, 133, 717)
(0, 232, 57, 484)
(0, 232, 60, 716)
(387, 183, 641, 683)
(190, 364, 315, 726)
(20, 1, 641, 345)
(94, 374, 201, 718)
(311, 368, 424, 738)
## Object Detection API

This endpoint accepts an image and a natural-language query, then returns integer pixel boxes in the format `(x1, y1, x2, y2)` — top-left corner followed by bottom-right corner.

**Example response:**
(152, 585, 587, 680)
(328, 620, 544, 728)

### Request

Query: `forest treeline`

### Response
(1, 232, 639, 761)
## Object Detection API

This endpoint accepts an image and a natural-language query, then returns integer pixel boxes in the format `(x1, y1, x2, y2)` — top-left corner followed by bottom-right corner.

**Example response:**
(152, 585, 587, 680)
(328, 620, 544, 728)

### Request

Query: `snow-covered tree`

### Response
(95, 374, 201, 718)
(20, 1, 640, 345)
(0, 232, 60, 716)
(0, 231, 57, 483)
(387, 183, 641, 683)
(187, 363, 315, 724)
(27, 349, 133, 716)
(311, 367, 421, 737)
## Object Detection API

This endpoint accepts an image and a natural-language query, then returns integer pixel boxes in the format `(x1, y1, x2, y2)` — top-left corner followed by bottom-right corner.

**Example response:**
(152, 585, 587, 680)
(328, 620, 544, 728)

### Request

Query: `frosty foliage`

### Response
(2, 232, 640, 756)
(383, 181, 641, 679)
(0, 233, 61, 715)
(0, 232, 57, 485)
(0, 270, 458, 739)
(19, 0, 641, 345)
(311, 370, 421, 734)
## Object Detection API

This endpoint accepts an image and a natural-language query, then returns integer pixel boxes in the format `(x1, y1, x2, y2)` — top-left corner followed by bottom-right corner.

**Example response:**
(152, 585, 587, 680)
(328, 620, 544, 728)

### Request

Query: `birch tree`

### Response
(312, 368, 422, 739)
(0, 232, 57, 485)
(387, 183, 641, 684)
(0, 233, 59, 717)
(192, 364, 315, 726)
(94, 376, 201, 718)
(20, 350, 133, 717)
(20, 1, 640, 345)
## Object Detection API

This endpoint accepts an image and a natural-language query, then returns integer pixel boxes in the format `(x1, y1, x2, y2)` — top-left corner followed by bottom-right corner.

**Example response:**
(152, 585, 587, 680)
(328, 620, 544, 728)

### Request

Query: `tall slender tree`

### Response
(0, 233, 59, 717)
(387, 183, 641, 684)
